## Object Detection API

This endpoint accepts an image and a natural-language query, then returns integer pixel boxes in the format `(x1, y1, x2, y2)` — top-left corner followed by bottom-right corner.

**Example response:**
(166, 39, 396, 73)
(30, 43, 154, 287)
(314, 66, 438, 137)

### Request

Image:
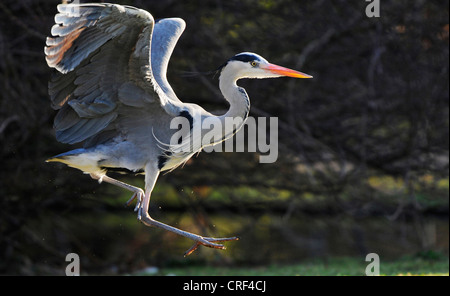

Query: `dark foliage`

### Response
(0, 0, 448, 274)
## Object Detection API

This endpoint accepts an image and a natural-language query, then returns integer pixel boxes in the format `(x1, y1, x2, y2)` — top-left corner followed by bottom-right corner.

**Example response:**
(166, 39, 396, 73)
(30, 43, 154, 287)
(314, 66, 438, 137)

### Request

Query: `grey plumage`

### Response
(46, 4, 183, 151)
(45, 3, 311, 255)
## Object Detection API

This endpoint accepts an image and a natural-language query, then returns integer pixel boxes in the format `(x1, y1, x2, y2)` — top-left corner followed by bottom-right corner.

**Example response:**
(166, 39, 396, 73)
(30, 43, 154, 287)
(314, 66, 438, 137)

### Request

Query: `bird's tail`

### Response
(46, 148, 86, 163)
(46, 148, 107, 176)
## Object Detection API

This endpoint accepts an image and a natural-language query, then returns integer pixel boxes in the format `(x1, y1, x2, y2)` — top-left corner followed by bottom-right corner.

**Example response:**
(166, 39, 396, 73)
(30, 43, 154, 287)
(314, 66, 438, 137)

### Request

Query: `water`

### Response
(157, 211, 449, 264)
(19, 206, 448, 274)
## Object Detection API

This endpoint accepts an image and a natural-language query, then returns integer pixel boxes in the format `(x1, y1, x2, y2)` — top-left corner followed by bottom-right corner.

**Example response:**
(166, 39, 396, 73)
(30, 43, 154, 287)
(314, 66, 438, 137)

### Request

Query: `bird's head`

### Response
(219, 52, 312, 81)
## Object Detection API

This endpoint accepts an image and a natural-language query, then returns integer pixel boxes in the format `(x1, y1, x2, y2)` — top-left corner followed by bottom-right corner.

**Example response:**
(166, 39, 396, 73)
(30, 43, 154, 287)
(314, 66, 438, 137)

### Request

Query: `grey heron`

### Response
(45, 3, 312, 256)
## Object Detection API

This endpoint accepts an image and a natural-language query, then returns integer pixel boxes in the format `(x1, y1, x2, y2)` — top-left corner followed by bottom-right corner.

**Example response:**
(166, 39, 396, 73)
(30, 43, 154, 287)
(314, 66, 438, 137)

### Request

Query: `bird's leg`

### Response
(137, 168, 239, 256)
(90, 173, 144, 212)
(138, 194, 239, 255)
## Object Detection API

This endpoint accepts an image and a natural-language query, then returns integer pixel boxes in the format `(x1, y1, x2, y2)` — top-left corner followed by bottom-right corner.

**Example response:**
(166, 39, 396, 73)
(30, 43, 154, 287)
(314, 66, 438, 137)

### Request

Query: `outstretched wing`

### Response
(152, 18, 186, 103)
(45, 3, 185, 145)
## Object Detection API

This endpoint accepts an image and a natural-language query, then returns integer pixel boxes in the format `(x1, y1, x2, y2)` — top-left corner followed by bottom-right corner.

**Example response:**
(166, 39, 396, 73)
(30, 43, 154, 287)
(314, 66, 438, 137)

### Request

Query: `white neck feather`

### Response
(215, 65, 250, 143)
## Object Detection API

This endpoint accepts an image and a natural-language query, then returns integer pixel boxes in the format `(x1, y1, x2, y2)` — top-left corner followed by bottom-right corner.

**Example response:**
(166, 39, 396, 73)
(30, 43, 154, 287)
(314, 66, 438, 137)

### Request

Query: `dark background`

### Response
(0, 0, 448, 275)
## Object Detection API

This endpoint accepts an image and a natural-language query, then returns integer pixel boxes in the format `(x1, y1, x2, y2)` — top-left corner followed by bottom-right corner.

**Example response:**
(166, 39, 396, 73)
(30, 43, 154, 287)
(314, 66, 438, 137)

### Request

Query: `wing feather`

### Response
(55, 113, 117, 144)
(45, 3, 187, 146)
(46, 4, 153, 144)
(151, 18, 186, 102)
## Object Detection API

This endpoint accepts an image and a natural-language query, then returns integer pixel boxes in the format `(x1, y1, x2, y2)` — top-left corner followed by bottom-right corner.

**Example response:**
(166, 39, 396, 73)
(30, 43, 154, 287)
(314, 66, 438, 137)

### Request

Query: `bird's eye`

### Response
(250, 61, 258, 67)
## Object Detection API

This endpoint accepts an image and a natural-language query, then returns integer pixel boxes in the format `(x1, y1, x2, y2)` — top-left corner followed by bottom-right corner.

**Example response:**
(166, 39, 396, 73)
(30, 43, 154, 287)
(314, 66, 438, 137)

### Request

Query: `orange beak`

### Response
(264, 63, 313, 78)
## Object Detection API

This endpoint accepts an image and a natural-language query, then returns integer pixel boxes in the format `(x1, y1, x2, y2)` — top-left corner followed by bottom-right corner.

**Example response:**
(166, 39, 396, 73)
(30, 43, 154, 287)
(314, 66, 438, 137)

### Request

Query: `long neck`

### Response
(215, 70, 250, 144)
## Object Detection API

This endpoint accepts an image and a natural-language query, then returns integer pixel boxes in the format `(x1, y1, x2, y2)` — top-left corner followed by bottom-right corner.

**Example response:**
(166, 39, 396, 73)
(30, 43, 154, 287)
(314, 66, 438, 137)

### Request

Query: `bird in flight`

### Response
(45, 3, 312, 256)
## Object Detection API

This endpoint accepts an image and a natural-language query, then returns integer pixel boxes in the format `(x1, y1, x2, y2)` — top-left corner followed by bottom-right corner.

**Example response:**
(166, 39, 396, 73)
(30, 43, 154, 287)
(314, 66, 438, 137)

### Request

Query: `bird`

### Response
(44, 3, 312, 256)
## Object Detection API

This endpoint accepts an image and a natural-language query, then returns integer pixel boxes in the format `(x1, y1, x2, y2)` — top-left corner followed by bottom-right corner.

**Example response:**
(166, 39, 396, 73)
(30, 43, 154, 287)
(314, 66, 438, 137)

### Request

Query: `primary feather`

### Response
(45, 3, 194, 173)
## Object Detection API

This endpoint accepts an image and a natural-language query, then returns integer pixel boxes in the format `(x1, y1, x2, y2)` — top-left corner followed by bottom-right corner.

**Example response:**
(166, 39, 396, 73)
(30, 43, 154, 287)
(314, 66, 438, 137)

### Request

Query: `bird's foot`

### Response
(125, 189, 145, 213)
(184, 236, 240, 257)
(137, 211, 239, 256)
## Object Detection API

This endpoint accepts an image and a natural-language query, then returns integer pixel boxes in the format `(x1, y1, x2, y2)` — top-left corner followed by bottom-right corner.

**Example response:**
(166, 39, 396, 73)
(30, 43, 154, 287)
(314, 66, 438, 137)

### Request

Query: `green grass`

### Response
(141, 256, 449, 276)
